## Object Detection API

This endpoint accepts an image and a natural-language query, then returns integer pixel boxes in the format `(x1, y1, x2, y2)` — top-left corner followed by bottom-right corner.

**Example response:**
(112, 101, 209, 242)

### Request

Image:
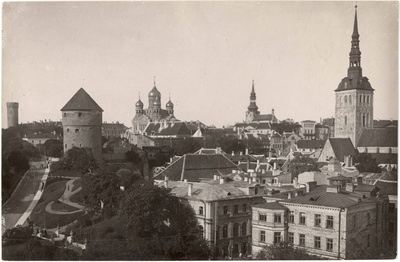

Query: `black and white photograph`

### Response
(2, 1, 398, 260)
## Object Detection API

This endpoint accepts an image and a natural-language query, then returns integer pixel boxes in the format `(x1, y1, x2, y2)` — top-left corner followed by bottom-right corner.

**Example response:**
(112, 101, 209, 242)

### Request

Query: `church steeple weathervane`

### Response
(348, 4, 362, 79)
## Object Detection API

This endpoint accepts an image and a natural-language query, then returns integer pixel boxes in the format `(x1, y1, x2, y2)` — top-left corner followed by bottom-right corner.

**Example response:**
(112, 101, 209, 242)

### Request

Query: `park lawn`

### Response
(69, 190, 84, 206)
(30, 178, 84, 229)
(51, 201, 81, 212)
(52, 169, 83, 178)
(72, 178, 82, 191)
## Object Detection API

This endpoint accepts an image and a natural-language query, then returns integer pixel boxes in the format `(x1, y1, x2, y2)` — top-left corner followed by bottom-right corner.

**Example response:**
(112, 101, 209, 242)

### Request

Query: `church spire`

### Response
(247, 80, 258, 112)
(348, 4, 362, 79)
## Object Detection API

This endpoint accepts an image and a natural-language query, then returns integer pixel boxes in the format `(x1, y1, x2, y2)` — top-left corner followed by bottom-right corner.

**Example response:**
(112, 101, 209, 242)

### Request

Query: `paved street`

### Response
(2, 169, 45, 230)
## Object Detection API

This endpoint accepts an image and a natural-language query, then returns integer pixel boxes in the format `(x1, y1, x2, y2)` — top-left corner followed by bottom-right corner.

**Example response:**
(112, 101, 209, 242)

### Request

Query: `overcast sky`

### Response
(2, 1, 398, 128)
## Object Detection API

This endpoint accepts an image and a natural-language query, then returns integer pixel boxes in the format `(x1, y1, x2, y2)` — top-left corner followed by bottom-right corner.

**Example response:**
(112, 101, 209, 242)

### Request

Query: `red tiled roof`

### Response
(61, 88, 103, 112)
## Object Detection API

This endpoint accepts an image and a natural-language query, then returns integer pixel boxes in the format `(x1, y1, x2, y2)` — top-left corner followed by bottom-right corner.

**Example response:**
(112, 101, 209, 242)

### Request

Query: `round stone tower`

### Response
(7, 102, 19, 127)
(61, 88, 103, 164)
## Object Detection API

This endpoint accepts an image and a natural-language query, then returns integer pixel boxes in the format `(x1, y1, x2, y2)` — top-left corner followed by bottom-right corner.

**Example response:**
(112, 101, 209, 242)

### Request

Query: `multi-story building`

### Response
(102, 121, 129, 139)
(315, 124, 329, 140)
(270, 133, 283, 155)
(160, 178, 267, 258)
(300, 120, 316, 140)
(252, 182, 385, 259)
(334, 6, 374, 147)
(23, 132, 62, 147)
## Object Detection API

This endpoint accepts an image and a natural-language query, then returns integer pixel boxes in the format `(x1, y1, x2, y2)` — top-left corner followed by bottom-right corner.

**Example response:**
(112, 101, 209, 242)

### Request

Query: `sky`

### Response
(2, 1, 398, 128)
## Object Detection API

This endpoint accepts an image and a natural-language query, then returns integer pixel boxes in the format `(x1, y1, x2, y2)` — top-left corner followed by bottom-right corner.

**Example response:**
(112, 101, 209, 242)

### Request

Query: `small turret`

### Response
(166, 94, 174, 115)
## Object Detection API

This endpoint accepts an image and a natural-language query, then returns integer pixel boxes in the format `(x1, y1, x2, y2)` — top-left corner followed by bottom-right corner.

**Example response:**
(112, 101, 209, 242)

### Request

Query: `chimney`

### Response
(232, 170, 237, 174)
(262, 169, 266, 174)
(306, 181, 317, 193)
(164, 180, 169, 188)
(217, 147, 221, 154)
(356, 176, 363, 185)
(184, 179, 188, 183)
(219, 178, 225, 184)
(245, 148, 249, 155)
(278, 182, 282, 187)
(257, 159, 260, 167)
(269, 151, 272, 158)
(346, 183, 354, 192)
(287, 192, 292, 199)
(232, 151, 234, 156)
(213, 174, 218, 180)
(326, 185, 341, 193)
(247, 159, 250, 171)
(188, 183, 193, 196)
(240, 151, 243, 156)
(273, 162, 277, 170)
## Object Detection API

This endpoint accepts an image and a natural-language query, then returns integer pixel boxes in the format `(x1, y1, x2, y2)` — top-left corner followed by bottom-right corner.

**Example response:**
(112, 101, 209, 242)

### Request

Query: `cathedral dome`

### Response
(149, 86, 161, 98)
(166, 100, 174, 108)
(153, 97, 161, 107)
(136, 99, 143, 108)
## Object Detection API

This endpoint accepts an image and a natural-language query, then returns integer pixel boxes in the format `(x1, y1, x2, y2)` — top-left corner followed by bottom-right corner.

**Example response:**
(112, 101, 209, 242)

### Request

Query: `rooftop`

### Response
(61, 88, 103, 112)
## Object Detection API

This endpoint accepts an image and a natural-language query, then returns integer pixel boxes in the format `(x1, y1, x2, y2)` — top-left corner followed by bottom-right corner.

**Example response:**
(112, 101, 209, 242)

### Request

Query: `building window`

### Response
(360, 95, 362, 103)
(289, 211, 294, 223)
(259, 213, 267, 222)
(67, 128, 70, 132)
(349, 95, 352, 104)
(274, 232, 281, 244)
(388, 203, 395, 213)
(255, 187, 259, 195)
(367, 95, 370, 104)
(388, 222, 395, 233)
(233, 223, 239, 237)
(288, 232, 294, 244)
(199, 206, 203, 215)
(314, 236, 321, 249)
(299, 212, 306, 225)
(222, 224, 228, 239)
(260, 230, 266, 243)
(299, 234, 305, 246)
(234, 205, 239, 214)
(223, 206, 228, 215)
(64, 113, 66, 117)
(344, 96, 347, 103)
(344, 116, 347, 125)
(75, 129, 79, 133)
(241, 222, 247, 236)
(78, 113, 82, 117)
(367, 234, 371, 247)
(315, 214, 321, 227)
(366, 212, 371, 225)
(242, 204, 247, 213)
(65, 144, 67, 149)
(326, 216, 334, 229)
(327, 238, 333, 252)
(274, 214, 281, 223)
(199, 225, 204, 238)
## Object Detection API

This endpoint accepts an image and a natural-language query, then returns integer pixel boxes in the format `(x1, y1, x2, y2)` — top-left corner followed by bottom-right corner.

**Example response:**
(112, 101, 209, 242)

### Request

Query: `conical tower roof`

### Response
(61, 88, 103, 112)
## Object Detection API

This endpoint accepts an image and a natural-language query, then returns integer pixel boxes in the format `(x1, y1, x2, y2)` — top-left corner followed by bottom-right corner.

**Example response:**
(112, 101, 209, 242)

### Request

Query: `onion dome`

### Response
(149, 77, 161, 98)
(248, 103, 258, 111)
(166, 99, 174, 109)
(135, 99, 143, 109)
(153, 97, 161, 107)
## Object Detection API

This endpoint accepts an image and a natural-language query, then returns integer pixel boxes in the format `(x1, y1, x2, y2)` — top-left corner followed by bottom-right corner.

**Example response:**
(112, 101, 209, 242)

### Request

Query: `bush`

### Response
(2, 226, 32, 246)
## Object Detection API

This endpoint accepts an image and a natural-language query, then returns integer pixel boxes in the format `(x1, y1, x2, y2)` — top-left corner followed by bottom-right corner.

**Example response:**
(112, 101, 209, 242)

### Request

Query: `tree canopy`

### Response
(290, 156, 319, 177)
(43, 139, 63, 158)
(354, 153, 382, 173)
(256, 242, 322, 260)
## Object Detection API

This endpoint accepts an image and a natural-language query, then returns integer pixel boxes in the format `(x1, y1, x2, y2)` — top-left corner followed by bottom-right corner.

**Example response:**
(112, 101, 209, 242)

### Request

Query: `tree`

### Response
(290, 156, 319, 177)
(116, 168, 143, 190)
(43, 139, 63, 158)
(256, 242, 322, 260)
(217, 135, 246, 154)
(62, 147, 99, 173)
(354, 153, 382, 173)
(118, 183, 210, 259)
(2, 226, 32, 246)
(172, 137, 202, 156)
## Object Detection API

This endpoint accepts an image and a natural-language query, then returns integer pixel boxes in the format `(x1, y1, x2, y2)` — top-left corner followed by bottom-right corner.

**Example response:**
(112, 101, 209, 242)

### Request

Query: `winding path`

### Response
(45, 178, 85, 215)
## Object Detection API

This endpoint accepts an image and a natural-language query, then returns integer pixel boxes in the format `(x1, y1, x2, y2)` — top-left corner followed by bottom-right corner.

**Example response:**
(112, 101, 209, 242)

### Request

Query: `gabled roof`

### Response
(61, 88, 103, 112)
(297, 140, 326, 149)
(328, 138, 357, 162)
(281, 185, 376, 208)
(253, 114, 277, 122)
(253, 202, 288, 210)
(155, 154, 240, 182)
(373, 120, 398, 128)
(163, 181, 265, 202)
(354, 184, 379, 192)
(373, 181, 397, 196)
(143, 122, 191, 136)
(357, 128, 397, 147)
(257, 122, 272, 129)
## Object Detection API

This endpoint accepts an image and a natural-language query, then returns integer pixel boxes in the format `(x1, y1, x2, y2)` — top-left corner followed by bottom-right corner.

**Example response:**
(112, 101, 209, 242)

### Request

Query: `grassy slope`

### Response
(30, 178, 84, 228)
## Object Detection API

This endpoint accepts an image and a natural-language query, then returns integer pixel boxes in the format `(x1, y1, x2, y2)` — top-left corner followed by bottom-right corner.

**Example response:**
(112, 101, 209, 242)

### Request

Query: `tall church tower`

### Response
(245, 80, 260, 123)
(334, 6, 374, 147)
